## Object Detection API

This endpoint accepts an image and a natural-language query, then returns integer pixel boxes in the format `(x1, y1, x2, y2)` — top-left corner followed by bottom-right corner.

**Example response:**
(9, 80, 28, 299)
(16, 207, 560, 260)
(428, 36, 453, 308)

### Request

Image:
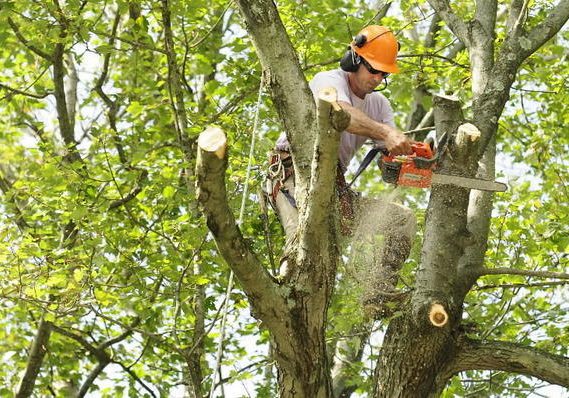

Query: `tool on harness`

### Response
(267, 152, 296, 208)
(349, 134, 508, 192)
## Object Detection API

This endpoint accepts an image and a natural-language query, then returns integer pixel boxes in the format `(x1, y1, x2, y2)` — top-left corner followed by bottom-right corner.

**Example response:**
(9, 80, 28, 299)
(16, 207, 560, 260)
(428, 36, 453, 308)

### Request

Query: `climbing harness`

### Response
(267, 151, 296, 208)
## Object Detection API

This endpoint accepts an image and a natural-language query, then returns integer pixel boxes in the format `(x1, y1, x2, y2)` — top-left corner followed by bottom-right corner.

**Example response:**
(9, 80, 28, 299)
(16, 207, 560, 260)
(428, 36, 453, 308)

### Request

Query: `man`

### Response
(267, 25, 416, 316)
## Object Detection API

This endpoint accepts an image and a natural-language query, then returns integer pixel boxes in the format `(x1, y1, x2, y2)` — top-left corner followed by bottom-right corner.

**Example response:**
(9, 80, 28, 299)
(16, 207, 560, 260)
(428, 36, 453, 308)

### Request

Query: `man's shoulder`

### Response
(309, 69, 351, 102)
(311, 69, 348, 82)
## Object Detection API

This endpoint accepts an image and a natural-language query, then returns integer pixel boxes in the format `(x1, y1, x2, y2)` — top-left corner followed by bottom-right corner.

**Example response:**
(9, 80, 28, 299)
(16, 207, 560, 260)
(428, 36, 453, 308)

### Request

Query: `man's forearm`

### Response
(338, 101, 396, 141)
(338, 101, 411, 154)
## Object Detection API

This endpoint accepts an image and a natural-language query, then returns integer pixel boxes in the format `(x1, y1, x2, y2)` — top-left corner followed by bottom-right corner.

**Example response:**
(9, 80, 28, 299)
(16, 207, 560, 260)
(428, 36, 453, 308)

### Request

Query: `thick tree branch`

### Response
(52, 316, 141, 397)
(522, 0, 569, 58)
(53, 41, 80, 161)
(16, 318, 52, 398)
(413, 95, 472, 326)
(301, 88, 348, 241)
(235, 0, 317, 183)
(65, 53, 79, 130)
(77, 362, 107, 398)
(195, 127, 284, 323)
(51, 324, 109, 361)
(160, 0, 193, 162)
(426, 0, 471, 47)
(474, 0, 568, 161)
(506, 0, 529, 35)
(448, 338, 569, 387)
(474, 0, 497, 39)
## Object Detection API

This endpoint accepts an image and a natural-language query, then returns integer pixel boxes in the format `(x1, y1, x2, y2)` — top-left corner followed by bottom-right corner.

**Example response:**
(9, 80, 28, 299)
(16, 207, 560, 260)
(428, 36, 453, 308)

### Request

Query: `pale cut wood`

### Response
(197, 126, 226, 159)
(456, 123, 481, 146)
(318, 87, 341, 111)
(429, 303, 449, 327)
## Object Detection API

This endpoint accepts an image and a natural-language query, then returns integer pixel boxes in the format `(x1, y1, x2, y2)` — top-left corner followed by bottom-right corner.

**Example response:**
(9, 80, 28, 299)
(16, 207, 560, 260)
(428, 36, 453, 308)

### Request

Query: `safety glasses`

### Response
(361, 57, 390, 78)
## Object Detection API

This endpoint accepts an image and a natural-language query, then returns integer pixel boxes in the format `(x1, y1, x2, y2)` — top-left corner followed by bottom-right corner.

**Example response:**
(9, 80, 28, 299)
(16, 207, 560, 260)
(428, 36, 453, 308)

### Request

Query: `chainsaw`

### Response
(348, 134, 508, 192)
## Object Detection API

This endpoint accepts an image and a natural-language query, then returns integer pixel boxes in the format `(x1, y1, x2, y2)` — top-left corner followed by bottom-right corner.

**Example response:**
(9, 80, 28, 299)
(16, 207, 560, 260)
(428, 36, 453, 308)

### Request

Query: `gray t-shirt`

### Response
(275, 69, 395, 171)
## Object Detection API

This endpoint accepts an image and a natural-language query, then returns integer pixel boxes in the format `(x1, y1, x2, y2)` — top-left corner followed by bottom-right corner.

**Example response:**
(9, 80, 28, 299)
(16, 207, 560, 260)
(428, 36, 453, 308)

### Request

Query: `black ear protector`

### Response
(354, 33, 367, 48)
(339, 30, 401, 72)
(340, 46, 361, 72)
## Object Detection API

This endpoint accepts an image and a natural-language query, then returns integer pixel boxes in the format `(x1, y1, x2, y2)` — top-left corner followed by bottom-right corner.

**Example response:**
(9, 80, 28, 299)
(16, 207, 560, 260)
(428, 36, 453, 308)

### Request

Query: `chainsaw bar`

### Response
(432, 173, 508, 192)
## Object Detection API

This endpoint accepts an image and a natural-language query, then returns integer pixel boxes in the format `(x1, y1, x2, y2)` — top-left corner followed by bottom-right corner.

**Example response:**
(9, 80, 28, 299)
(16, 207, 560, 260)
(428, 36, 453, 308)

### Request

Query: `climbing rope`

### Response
(209, 72, 264, 398)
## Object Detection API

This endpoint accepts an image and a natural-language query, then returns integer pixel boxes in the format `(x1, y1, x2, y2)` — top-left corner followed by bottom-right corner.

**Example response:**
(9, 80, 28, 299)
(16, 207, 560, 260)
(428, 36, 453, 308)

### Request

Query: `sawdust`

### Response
(341, 188, 416, 315)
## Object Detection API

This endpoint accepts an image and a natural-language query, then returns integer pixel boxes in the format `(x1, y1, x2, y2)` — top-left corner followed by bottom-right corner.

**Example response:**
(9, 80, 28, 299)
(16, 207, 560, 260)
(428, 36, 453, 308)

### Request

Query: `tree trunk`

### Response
(374, 316, 456, 397)
(373, 95, 480, 397)
(16, 318, 52, 398)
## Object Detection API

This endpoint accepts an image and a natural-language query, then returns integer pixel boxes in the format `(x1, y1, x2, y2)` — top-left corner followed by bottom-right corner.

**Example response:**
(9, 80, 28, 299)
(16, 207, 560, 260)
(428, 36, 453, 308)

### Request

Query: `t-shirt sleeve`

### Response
(309, 71, 352, 104)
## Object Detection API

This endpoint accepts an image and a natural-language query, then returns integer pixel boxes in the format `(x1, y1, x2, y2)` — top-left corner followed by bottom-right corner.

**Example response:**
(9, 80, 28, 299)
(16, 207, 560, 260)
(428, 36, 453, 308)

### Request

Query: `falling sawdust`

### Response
(341, 187, 416, 308)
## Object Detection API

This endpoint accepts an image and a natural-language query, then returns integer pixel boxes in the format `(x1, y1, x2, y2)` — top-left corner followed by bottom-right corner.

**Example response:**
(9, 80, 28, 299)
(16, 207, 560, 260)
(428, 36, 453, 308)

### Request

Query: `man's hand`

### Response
(383, 128, 412, 155)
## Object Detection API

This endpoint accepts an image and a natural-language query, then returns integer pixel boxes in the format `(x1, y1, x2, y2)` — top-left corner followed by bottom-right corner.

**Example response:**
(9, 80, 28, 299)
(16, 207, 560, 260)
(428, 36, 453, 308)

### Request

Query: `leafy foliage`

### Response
(0, 0, 567, 396)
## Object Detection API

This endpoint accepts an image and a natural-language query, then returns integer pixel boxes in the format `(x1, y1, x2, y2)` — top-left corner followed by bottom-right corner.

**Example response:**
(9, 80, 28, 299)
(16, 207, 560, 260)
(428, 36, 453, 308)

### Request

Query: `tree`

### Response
(197, 0, 569, 396)
(0, 0, 567, 397)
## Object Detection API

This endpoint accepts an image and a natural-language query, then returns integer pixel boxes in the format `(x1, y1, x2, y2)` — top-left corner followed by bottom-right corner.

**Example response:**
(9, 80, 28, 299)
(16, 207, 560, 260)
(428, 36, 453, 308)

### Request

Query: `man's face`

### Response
(350, 61, 388, 97)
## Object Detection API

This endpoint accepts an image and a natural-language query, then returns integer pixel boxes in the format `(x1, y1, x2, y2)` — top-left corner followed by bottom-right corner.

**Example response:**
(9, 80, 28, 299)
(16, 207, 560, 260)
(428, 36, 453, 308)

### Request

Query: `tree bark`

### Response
(372, 95, 474, 397)
(442, 337, 569, 387)
(196, 85, 349, 396)
(234, 0, 316, 196)
(16, 318, 52, 398)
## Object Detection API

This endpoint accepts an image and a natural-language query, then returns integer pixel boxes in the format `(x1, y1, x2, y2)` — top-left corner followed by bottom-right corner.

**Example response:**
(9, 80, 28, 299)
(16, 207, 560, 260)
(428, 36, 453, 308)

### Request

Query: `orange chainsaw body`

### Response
(380, 142, 436, 188)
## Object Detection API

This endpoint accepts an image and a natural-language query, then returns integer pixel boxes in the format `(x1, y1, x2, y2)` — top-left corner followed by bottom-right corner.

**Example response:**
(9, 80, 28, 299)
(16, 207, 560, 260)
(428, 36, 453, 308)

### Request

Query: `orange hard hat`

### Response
(352, 25, 400, 74)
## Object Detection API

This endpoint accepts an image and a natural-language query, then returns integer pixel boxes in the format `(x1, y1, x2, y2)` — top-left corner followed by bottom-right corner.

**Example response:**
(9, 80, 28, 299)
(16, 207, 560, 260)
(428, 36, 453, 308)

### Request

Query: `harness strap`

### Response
(268, 152, 295, 208)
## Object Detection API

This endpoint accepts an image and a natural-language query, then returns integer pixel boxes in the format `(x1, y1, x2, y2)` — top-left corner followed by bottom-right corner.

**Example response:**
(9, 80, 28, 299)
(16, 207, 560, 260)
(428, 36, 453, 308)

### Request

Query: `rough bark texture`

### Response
(16, 318, 52, 398)
(196, 88, 350, 396)
(444, 338, 569, 387)
(235, 0, 316, 199)
(372, 95, 471, 397)
(374, 316, 457, 397)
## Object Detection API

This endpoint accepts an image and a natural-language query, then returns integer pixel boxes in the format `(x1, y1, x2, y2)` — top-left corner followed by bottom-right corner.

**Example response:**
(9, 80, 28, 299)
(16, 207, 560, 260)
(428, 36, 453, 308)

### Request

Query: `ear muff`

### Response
(340, 47, 361, 72)
(354, 34, 367, 48)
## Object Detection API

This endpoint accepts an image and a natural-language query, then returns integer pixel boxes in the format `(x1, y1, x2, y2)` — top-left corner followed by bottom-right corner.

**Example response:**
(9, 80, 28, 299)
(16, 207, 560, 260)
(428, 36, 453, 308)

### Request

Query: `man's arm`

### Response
(339, 101, 412, 155)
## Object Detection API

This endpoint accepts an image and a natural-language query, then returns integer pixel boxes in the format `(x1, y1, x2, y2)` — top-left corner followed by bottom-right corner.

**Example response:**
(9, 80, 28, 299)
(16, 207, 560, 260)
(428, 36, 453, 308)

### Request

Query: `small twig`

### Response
(474, 280, 568, 291)
(108, 170, 149, 210)
(0, 82, 51, 99)
(8, 17, 53, 60)
(478, 267, 569, 280)
(189, 0, 234, 48)
(92, 29, 166, 54)
(115, 361, 157, 398)
(398, 53, 469, 68)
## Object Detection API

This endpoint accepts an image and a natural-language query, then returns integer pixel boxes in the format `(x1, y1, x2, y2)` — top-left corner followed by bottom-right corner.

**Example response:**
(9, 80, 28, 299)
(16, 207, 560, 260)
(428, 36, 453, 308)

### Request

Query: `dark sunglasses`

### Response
(361, 57, 390, 77)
